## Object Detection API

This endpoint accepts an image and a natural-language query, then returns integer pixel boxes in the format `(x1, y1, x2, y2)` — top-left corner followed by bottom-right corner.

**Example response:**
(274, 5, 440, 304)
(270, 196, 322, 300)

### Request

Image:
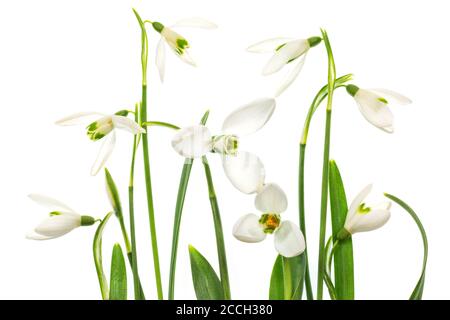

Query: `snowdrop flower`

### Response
(346, 85, 412, 133)
(151, 18, 217, 81)
(337, 184, 391, 240)
(26, 194, 96, 240)
(171, 98, 276, 194)
(247, 36, 322, 97)
(56, 111, 145, 176)
(233, 184, 305, 257)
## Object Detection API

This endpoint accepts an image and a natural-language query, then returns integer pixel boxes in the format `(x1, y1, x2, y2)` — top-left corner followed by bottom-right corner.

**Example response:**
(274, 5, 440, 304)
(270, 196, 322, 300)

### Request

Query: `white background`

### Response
(0, 0, 448, 300)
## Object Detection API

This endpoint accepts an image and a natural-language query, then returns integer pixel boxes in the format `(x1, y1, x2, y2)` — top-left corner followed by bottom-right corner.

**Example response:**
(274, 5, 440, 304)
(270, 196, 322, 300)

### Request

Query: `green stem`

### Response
(143, 121, 180, 130)
(316, 29, 336, 300)
(298, 144, 313, 300)
(128, 104, 145, 300)
(282, 257, 292, 300)
(134, 8, 163, 300)
(141, 85, 163, 300)
(168, 159, 194, 300)
(202, 155, 231, 299)
(298, 75, 352, 301)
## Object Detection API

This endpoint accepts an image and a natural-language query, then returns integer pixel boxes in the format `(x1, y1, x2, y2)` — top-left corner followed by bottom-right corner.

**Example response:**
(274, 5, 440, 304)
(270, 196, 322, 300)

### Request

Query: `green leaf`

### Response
(168, 159, 193, 299)
(329, 160, 354, 299)
(110, 243, 127, 300)
(104, 168, 123, 219)
(384, 193, 428, 300)
(269, 254, 305, 300)
(93, 212, 113, 300)
(188, 245, 224, 300)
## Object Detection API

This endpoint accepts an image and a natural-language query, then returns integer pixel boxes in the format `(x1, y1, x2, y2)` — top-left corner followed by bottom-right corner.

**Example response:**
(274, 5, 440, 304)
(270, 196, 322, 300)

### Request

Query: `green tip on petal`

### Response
(377, 97, 389, 104)
(346, 84, 360, 97)
(307, 36, 322, 47)
(81, 215, 96, 226)
(114, 110, 129, 117)
(152, 22, 164, 33)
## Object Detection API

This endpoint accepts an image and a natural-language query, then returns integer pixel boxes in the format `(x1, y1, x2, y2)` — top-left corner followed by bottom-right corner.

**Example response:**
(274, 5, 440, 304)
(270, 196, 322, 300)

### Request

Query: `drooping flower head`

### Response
(171, 98, 276, 194)
(26, 194, 96, 240)
(151, 18, 217, 81)
(233, 183, 305, 257)
(248, 36, 322, 96)
(346, 85, 412, 133)
(56, 111, 144, 175)
(337, 184, 391, 240)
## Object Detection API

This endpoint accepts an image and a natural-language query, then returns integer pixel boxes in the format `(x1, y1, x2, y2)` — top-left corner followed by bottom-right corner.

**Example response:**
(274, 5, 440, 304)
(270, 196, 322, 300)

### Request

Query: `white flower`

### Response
(152, 18, 217, 82)
(26, 194, 96, 240)
(247, 36, 322, 97)
(233, 183, 305, 258)
(346, 85, 412, 133)
(56, 112, 145, 176)
(171, 98, 276, 194)
(338, 184, 391, 239)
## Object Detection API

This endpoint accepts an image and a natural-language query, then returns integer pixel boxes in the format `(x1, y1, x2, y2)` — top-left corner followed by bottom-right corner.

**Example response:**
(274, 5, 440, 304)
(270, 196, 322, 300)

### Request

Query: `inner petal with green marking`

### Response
(357, 203, 371, 215)
(86, 117, 113, 141)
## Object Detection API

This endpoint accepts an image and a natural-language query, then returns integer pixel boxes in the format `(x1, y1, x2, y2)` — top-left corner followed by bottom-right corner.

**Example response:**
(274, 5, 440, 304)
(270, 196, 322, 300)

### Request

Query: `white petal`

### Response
(262, 39, 309, 75)
(111, 115, 145, 134)
(222, 98, 276, 136)
(346, 209, 391, 234)
(172, 18, 217, 29)
(232, 213, 266, 243)
(155, 37, 166, 82)
(171, 125, 212, 158)
(346, 184, 373, 223)
(247, 37, 294, 53)
(222, 151, 265, 194)
(274, 53, 307, 97)
(369, 88, 412, 106)
(34, 214, 81, 238)
(26, 231, 53, 240)
(178, 49, 196, 66)
(255, 183, 288, 214)
(55, 112, 104, 126)
(91, 131, 116, 176)
(28, 194, 74, 213)
(355, 89, 394, 132)
(274, 221, 305, 257)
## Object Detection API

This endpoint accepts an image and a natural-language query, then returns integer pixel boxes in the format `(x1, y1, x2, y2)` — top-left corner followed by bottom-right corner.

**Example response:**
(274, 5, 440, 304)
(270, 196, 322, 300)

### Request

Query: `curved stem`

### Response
(134, 8, 163, 300)
(316, 29, 336, 300)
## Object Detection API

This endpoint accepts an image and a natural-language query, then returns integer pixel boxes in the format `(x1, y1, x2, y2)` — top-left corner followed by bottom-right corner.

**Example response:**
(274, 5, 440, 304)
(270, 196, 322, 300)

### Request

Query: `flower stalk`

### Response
(133, 8, 163, 300)
(316, 28, 336, 300)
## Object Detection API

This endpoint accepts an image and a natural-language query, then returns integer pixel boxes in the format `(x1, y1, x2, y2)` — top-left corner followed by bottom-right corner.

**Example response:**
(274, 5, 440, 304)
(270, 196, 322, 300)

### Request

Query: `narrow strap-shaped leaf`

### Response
(93, 212, 113, 300)
(328, 160, 354, 299)
(110, 243, 127, 300)
(188, 245, 224, 300)
(168, 110, 209, 300)
(202, 155, 231, 299)
(384, 193, 428, 300)
(168, 159, 193, 299)
(269, 254, 305, 300)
